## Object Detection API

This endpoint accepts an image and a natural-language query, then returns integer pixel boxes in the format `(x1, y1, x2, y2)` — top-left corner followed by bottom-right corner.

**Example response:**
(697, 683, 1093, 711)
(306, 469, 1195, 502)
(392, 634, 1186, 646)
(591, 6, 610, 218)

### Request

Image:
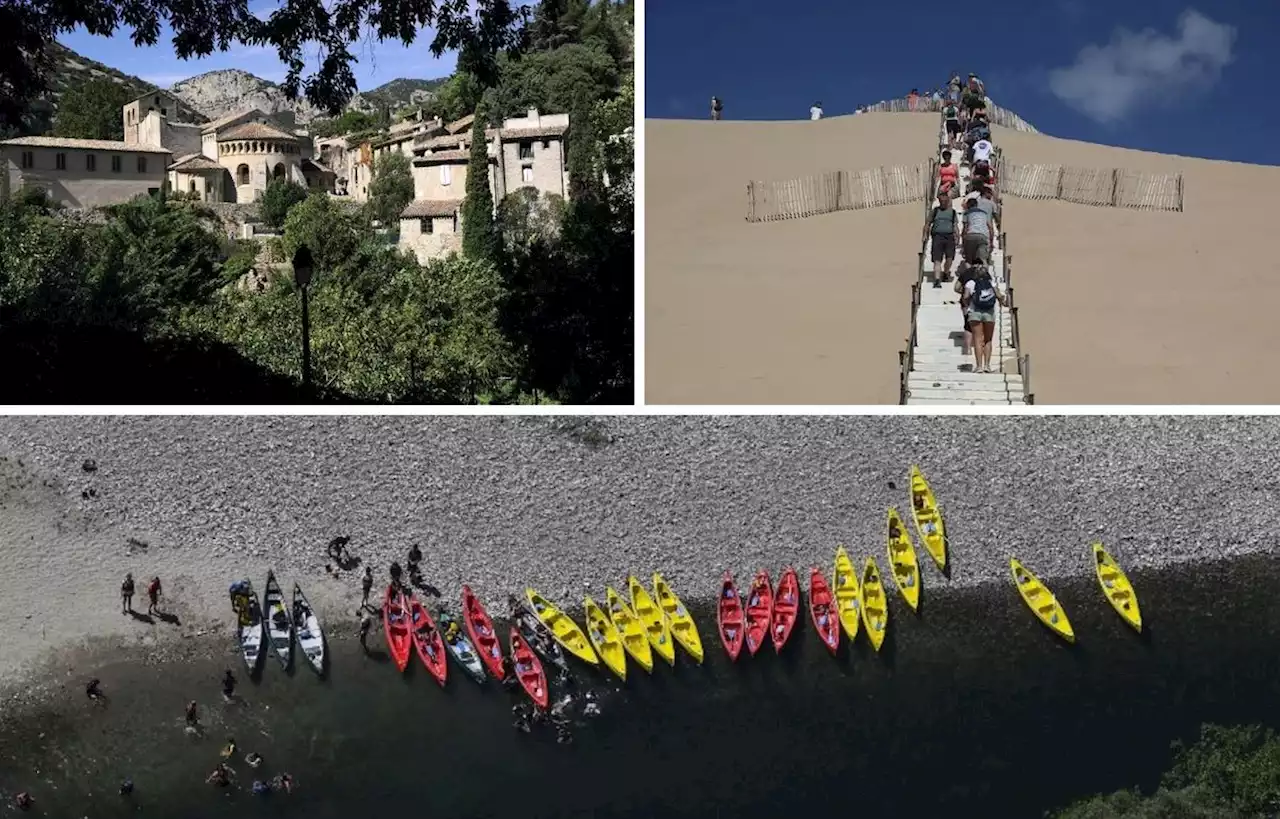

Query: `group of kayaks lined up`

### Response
(228, 572, 326, 674)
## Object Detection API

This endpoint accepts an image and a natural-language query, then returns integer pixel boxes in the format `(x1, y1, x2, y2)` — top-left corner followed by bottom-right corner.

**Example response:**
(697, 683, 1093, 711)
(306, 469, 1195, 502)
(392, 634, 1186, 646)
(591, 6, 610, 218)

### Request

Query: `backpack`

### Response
(971, 273, 998, 311)
(929, 205, 956, 235)
(943, 105, 959, 121)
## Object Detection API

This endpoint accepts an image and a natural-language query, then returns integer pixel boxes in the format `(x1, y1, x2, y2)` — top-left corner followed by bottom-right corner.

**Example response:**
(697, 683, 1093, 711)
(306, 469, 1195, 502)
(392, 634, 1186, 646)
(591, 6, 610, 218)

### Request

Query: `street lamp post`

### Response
(292, 245, 314, 391)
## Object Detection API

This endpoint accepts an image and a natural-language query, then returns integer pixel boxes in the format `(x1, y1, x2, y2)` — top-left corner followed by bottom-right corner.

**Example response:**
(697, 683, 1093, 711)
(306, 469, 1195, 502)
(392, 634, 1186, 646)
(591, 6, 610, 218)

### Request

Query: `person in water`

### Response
(119, 778, 134, 796)
(252, 779, 272, 796)
(207, 763, 232, 787)
(86, 677, 104, 703)
(15, 792, 33, 810)
(273, 773, 295, 793)
(358, 612, 374, 651)
(185, 700, 199, 727)
(245, 752, 264, 769)
(221, 738, 237, 759)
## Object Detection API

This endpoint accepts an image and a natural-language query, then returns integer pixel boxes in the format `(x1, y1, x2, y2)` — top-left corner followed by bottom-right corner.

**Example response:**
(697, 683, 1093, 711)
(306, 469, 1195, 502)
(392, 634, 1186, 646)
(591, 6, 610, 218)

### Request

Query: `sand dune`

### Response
(647, 112, 1280, 404)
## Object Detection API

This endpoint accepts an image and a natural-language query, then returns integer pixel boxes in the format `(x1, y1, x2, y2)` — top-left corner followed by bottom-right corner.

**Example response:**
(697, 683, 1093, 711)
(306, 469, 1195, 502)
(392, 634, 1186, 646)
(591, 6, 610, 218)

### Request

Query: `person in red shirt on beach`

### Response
(938, 150, 959, 196)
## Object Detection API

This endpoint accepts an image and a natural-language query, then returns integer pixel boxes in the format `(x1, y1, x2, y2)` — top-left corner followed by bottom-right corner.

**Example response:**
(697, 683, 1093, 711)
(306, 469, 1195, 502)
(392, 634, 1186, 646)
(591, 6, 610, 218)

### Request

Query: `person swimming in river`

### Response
(221, 737, 237, 759)
(245, 752, 264, 769)
(207, 763, 233, 787)
(221, 669, 237, 701)
(86, 677, 104, 703)
(185, 700, 199, 727)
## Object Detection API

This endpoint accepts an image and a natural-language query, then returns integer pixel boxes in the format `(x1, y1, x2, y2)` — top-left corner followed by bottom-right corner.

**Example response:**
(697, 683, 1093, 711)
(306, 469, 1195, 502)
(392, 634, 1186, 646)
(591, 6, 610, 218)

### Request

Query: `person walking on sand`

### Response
(810, 101, 823, 120)
(358, 611, 374, 652)
(943, 100, 962, 149)
(937, 150, 959, 197)
(147, 576, 161, 616)
(711, 97, 723, 121)
(923, 189, 960, 285)
(962, 192, 994, 265)
(121, 573, 135, 614)
(360, 566, 373, 611)
(961, 261, 1008, 373)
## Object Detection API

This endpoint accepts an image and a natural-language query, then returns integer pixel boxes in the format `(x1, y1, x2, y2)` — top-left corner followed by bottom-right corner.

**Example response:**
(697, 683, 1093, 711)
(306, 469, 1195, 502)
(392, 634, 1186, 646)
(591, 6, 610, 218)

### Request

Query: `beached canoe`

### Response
(605, 586, 654, 673)
(383, 585, 413, 672)
(908, 465, 948, 571)
(1011, 558, 1075, 643)
(652, 573, 704, 664)
(833, 546, 862, 643)
(525, 589, 600, 666)
(438, 610, 488, 683)
(1092, 543, 1142, 632)
(291, 583, 325, 675)
(745, 570, 774, 656)
(886, 508, 922, 612)
(809, 568, 839, 655)
(461, 585, 505, 679)
(629, 575, 676, 666)
(584, 596, 627, 681)
(717, 571, 745, 661)
(513, 602, 571, 674)
(263, 571, 293, 670)
(229, 579, 264, 673)
(509, 626, 549, 709)
(771, 567, 800, 653)
(408, 593, 447, 685)
(861, 558, 889, 652)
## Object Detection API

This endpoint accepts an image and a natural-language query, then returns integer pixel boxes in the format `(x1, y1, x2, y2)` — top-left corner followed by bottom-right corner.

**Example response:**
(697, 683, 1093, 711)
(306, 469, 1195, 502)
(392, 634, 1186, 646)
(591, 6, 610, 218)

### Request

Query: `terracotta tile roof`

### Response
(200, 108, 264, 134)
(446, 114, 475, 133)
(412, 149, 475, 164)
(217, 121, 299, 142)
(0, 136, 172, 154)
(500, 125, 567, 140)
(169, 154, 224, 171)
(400, 199, 463, 218)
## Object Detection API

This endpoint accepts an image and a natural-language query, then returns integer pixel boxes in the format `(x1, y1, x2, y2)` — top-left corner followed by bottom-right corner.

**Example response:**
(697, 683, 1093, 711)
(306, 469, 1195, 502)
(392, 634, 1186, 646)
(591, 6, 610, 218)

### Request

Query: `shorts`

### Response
(967, 309, 996, 324)
(930, 232, 956, 263)
(945, 120, 961, 135)
(963, 233, 990, 264)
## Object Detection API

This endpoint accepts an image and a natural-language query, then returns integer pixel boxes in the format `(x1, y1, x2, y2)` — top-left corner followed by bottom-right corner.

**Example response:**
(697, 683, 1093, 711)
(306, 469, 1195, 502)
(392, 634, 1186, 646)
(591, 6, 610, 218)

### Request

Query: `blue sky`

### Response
(646, 0, 1278, 164)
(58, 1, 459, 91)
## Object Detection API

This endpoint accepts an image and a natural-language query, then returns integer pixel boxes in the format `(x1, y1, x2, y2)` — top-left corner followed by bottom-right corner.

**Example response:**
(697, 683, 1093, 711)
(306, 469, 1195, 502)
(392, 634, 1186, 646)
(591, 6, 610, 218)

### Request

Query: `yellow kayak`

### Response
(860, 557, 888, 652)
(629, 575, 676, 665)
(584, 596, 627, 681)
(1010, 559, 1074, 643)
(886, 508, 921, 612)
(907, 465, 948, 571)
(832, 546, 861, 642)
(605, 586, 654, 673)
(525, 588, 600, 665)
(1092, 543, 1142, 633)
(653, 573, 704, 664)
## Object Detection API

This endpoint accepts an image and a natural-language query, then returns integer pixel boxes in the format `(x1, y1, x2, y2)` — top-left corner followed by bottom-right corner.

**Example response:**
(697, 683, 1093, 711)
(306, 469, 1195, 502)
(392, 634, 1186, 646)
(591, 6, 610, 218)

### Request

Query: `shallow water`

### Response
(4, 554, 1280, 818)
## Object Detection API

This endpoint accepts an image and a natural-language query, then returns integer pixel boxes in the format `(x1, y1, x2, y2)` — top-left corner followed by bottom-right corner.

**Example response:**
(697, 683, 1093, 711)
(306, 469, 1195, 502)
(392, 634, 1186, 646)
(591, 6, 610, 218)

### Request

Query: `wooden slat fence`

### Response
(745, 165, 932, 223)
(1002, 163, 1184, 212)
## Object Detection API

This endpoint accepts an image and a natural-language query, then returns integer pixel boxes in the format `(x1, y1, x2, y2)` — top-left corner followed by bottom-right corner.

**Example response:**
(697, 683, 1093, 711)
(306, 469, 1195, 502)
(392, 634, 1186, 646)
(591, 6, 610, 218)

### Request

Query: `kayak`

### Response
(771, 567, 800, 653)
(860, 558, 889, 652)
(438, 610, 488, 683)
(584, 596, 627, 681)
(228, 579, 264, 673)
(886, 508, 922, 612)
(291, 583, 325, 675)
(809, 568, 839, 655)
(461, 585, 505, 679)
(908, 465, 948, 571)
(509, 626, 549, 709)
(383, 585, 413, 672)
(1092, 543, 1142, 632)
(263, 571, 293, 669)
(513, 602, 570, 674)
(1011, 558, 1075, 643)
(525, 589, 600, 666)
(408, 593, 447, 685)
(833, 546, 862, 642)
(605, 586, 654, 673)
(628, 576, 676, 666)
(652, 573, 704, 664)
(717, 571, 745, 661)
(744, 570, 774, 656)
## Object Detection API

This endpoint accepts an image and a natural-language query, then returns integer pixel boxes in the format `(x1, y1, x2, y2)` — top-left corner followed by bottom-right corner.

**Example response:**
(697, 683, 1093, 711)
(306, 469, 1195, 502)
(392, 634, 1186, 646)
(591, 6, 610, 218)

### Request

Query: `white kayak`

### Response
(437, 611, 487, 683)
(292, 582, 325, 675)
(263, 571, 293, 669)
(229, 579, 264, 672)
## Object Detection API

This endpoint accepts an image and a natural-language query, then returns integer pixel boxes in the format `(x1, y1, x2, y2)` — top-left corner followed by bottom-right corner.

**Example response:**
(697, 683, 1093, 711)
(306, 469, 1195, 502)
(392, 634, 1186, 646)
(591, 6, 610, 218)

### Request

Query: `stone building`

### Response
(0, 136, 172, 208)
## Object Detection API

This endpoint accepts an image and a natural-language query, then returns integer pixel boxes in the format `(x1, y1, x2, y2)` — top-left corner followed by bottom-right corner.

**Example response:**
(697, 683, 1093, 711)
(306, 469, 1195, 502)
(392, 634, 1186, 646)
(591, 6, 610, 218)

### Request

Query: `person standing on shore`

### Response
(360, 567, 373, 611)
(121, 573, 135, 614)
(146, 577, 161, 616)
(357, 611, 374, 651)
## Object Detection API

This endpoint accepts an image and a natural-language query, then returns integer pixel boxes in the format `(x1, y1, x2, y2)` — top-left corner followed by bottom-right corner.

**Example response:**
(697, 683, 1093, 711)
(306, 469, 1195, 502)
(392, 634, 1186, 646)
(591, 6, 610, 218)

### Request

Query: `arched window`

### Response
(237, 164, 250, 186)
(272, 163, 285, 180)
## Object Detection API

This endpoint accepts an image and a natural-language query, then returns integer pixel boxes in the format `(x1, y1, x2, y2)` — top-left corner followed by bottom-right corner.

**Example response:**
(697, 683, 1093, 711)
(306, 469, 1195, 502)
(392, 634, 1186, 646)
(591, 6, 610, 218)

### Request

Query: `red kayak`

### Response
(383, 585, 413, 672)
(408, 593, 447, 684)
(809, 567, 839, 655)
(717, 571, 745, 661)
(745, 570, 774, 656)
(509, 626, 549, 709)
(461, 585, 505, 679)
(772, 567, 800, 653)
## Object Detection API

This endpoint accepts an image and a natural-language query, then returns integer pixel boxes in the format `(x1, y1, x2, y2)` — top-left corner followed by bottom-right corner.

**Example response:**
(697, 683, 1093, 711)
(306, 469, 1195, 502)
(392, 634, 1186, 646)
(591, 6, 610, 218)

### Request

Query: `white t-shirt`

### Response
(810, 106, 823, 120)
(972, 140, 993, 162)
(963, 276, 1001, 309)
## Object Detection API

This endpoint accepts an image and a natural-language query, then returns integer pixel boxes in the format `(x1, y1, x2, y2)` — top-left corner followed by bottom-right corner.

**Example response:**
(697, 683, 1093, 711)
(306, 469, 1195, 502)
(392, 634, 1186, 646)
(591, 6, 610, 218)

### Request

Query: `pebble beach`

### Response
(0, 414, 1276, 690)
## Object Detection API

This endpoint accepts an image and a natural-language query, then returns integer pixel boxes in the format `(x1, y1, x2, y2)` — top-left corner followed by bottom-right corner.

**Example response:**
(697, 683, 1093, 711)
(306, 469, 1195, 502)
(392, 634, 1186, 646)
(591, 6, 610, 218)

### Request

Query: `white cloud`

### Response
(1048, 9, 1236, 124)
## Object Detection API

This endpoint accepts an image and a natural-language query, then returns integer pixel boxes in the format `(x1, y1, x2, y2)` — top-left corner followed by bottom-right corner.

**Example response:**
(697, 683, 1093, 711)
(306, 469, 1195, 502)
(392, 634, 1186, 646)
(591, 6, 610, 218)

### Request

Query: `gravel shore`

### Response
(1, 415, 1275, 685)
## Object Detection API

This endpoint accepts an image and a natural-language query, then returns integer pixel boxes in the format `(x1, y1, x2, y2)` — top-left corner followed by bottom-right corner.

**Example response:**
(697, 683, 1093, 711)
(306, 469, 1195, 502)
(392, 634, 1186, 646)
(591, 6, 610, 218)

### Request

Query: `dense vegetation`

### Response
(0, 0, 632, 404)
(1053, 724, 1280, 818)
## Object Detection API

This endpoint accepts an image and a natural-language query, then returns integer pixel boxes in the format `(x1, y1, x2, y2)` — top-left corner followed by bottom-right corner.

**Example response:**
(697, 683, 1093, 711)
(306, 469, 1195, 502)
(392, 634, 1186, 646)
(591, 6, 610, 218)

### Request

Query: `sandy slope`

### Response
(646, 114, 939, 404)
(647, 112, 1280, 404)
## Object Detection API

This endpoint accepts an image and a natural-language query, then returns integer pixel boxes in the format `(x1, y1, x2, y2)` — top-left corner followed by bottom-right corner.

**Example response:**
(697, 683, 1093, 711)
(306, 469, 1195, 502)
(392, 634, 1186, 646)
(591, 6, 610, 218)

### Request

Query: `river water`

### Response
(4, 554, 1280, 818)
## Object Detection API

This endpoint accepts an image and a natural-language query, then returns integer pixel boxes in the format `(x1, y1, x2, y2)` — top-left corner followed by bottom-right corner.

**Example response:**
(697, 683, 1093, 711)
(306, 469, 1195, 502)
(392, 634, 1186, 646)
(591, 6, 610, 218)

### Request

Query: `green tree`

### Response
(496, 187, 565, 252)
(51, 76, 133, 141)
(492, 44, 618, 118)
(310, 110, 378, 139)
(582, 0, 626, 67)
(367, 151, 415, 226)
(282, 193, 364, 277)
(461, 106, 501, 266)
(426, 72, 485, 123)
(260, 178, 309, 229)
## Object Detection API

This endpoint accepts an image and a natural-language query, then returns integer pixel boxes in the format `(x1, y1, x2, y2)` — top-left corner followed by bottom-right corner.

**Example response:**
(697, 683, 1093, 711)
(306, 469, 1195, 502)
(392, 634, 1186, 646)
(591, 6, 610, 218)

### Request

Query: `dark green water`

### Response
(4, 554, 1280, 818)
